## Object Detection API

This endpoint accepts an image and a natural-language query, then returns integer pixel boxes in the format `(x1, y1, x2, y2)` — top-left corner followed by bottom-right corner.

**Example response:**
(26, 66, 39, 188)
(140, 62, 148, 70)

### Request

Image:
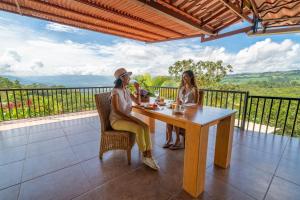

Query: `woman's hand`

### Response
(133, 82, 140, 91)
(176, 97, 182, 105)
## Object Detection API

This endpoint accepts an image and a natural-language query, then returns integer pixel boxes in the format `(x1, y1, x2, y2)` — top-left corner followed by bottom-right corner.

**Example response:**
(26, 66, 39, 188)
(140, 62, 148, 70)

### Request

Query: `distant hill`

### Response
(2, 70, 300, 88)
(221, 70, 300, 85)
(2, 75, 115, 87)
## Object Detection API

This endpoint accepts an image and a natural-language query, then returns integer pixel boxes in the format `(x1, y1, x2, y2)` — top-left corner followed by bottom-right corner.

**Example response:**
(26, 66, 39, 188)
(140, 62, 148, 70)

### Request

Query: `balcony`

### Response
(0, 87, 299, 200)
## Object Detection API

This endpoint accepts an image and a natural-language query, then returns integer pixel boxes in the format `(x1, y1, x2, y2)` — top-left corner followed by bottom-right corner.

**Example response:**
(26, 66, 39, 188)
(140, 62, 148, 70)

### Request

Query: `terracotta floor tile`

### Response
(19, 164, 90, 200)
(22, 147, 78, 181)
(26, 137, 70, 158)
(0, 145, 26, 166)
(266, 177, 300, 200)
(0, 185, 20, 200)
(0, 161, 23, 190)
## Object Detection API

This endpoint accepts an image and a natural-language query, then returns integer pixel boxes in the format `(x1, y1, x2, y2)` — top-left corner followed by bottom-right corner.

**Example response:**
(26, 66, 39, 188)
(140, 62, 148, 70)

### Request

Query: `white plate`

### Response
(183, 103, 197, 107)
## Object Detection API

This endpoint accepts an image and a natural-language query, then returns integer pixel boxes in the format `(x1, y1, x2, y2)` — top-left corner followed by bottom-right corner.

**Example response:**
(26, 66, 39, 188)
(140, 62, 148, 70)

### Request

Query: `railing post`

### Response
(241, 91, 249, 130)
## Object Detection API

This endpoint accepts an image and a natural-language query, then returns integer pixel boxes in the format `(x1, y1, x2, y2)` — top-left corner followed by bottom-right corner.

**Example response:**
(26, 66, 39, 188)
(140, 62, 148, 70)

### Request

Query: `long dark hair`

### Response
(114, 78, 123, 88)
(179, 70, 197, 89)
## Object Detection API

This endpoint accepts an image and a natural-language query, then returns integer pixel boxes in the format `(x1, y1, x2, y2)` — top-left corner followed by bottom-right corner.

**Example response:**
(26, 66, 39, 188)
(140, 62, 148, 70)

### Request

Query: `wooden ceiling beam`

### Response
(74, 0, 185, 37)
(184, 0, 202, 12)
(248, 0, 259, 18)
(191, 0, 217, 16)
(137, 0, 214, 35)
(219, 0, 253, 23)
(215, 16, 242, 32)
(201, 7, 229, 26)
(21, 0, 166, 41)
(0, 1, 152, 42)
(201, 26, 252, 42)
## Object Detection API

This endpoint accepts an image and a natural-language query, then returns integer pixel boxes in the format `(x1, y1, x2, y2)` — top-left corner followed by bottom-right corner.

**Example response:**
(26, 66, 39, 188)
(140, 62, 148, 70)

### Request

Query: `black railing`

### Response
(151, 86, 299, 137)
(1, 86, 299, 137)
(245, 95, 300, 137)
(0, 87, 113, 121)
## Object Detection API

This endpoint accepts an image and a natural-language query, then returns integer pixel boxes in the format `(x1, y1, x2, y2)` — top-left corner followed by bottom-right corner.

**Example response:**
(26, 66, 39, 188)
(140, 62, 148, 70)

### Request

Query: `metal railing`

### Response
(151, 86, 299, 137)
(1, 86, 299, 137)
(0, 87, 112, 120)
(245, 95, 299, 137)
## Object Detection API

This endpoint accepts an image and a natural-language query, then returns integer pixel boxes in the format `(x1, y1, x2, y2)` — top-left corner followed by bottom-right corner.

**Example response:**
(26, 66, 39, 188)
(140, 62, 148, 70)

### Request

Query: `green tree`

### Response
(168, 59, 233, 88)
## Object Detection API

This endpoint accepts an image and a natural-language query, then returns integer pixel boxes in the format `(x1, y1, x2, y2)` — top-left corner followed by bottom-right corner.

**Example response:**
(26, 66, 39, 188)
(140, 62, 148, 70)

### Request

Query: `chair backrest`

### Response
(95, 92, 112, 132)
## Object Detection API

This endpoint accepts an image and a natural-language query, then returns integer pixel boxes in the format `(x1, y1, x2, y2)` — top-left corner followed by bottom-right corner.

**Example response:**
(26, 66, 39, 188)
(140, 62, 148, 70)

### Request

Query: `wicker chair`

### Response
(95, 92, 135, 165)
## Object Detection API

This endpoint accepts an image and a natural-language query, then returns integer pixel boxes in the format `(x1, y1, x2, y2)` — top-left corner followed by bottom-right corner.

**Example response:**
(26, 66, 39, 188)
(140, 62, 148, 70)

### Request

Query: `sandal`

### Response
(163, 143, 173, 148)
(169, 143, 184, 150)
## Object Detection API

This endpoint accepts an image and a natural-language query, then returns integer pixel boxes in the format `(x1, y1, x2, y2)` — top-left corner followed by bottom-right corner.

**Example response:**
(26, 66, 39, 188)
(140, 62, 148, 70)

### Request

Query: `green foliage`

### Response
(168, 59, 233, 88)
(0, 77, 21, 88)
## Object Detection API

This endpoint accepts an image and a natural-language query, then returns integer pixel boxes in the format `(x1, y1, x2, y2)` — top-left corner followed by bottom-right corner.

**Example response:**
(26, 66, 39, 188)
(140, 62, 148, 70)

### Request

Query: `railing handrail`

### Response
(0, 86, 299, 137)
(249, 95, 300, 101)
(0, 86, 114, 91)
(151, 86, 248, 94)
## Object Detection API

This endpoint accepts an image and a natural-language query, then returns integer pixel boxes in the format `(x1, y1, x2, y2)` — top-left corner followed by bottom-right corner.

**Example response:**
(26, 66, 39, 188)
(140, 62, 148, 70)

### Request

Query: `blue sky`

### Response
(1, 10, 300, 76)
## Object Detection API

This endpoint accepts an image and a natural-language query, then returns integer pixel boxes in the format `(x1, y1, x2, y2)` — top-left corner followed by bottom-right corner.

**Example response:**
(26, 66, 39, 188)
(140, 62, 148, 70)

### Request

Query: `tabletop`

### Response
(133, 104, 236, 126)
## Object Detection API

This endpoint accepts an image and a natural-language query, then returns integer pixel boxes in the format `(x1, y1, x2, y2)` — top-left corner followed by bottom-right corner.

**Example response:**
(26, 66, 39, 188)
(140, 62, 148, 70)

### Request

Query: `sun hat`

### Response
(114, 68, 132, 79)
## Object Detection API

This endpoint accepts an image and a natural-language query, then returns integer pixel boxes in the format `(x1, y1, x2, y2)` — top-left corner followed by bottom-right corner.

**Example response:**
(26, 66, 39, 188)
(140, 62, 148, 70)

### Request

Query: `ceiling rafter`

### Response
(23, 0, 167, 41)
(190, 1, 218, 16)
(184, 0, 202, 12)
(219, 0, 253, 23)
(0, 1, 153, 42)
(248, 0, 259, 18)
(201, 7, 229, 26)
(201, 26, 252, 42)
(74, 0, 185, 37)
(137, 0, 214, 34)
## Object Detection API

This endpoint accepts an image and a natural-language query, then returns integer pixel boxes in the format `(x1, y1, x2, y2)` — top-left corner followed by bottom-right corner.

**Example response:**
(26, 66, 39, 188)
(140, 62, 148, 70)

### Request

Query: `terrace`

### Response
(1, 0, 300, 200)
(0, 87, 299, 200)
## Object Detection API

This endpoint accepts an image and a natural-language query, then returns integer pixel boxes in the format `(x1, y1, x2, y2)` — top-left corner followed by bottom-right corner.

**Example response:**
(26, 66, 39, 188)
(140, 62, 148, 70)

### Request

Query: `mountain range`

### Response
(2, 70, 300, 87)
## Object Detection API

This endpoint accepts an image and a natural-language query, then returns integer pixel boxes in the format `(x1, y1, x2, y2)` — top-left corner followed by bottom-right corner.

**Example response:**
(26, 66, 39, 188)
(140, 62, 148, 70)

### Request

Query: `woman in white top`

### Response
(163, 70, 198, 150)
(110, 68, 159, 170)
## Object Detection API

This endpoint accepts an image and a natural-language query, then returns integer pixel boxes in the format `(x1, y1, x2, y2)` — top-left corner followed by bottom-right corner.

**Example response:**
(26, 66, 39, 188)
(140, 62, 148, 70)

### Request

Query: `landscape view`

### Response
(0, 11, 299, 137)
(1, 1, 300, 200)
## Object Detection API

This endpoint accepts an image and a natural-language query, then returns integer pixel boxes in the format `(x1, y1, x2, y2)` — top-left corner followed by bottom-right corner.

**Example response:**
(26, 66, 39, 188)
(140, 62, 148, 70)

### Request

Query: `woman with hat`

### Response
(109, 68, 159, 170)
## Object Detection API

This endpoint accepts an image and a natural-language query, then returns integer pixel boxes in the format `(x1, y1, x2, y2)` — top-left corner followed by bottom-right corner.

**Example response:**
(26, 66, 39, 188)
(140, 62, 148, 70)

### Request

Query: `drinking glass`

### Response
(154, 90, 159, 99)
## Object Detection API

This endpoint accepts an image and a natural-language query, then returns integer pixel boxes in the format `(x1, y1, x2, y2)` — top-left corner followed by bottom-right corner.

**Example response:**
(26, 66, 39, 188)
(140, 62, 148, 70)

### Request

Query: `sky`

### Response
(0, 10, 300, 77)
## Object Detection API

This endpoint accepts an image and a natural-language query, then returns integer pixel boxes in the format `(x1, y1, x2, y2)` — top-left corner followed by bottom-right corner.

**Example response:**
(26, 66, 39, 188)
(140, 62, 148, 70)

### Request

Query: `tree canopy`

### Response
(168, 59, 233, 88)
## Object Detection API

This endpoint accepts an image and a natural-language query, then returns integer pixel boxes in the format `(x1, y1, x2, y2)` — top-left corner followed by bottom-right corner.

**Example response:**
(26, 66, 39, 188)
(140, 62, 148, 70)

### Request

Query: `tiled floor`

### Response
(0, 114, 300, 200)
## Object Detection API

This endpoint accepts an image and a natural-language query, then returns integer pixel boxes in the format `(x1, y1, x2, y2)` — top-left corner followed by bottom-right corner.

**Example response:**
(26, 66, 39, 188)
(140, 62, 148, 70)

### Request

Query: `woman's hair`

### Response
(114, 78, 123, 88)
(179, 70, 197, 89)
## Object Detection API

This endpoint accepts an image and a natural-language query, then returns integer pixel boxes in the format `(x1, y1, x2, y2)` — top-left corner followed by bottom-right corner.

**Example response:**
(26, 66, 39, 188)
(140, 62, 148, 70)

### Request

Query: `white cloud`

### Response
(0, 19, 300, 77)
(45, 22, 81, 33)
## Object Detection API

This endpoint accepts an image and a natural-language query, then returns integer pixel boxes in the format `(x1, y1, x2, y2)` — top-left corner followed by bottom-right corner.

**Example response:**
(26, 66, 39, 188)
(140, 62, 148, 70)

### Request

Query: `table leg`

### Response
(214, 114, 235, 168)
(183, 124, 209, 198)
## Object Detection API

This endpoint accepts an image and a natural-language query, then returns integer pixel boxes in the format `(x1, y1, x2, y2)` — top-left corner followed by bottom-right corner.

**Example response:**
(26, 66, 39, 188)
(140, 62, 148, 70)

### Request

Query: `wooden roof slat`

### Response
(74, 0, 185, 38)
(190, 0, 218, 16)
(0, 1, 152, 42)
(184, 0, 202, 12)
(201, 7, 230, 26)
(219, 0, 253, 23)
(136, 0, 214, 34)
(1, 0, 299, 43)
(21, 0, 166, 41)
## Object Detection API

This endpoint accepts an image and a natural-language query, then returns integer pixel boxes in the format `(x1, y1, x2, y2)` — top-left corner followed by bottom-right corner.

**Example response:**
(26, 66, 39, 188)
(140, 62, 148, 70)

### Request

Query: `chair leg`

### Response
(99, 149, 103, 160)
(127, 149, 131, 165)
